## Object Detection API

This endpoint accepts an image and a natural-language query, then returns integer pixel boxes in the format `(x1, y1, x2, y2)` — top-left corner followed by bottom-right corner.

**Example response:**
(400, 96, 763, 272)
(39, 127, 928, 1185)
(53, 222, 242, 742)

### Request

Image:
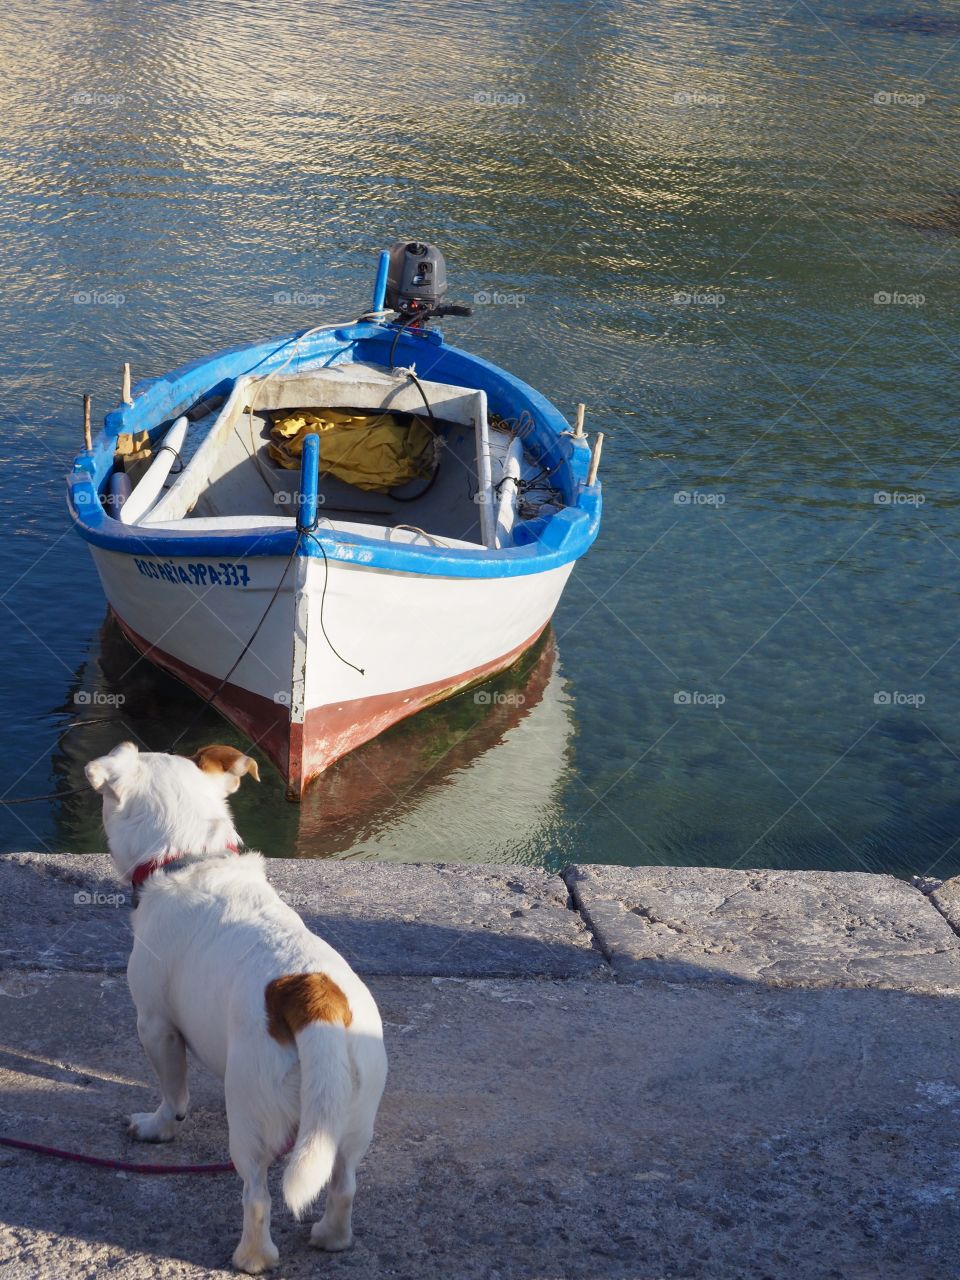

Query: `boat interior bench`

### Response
(142, 363, 503, 549)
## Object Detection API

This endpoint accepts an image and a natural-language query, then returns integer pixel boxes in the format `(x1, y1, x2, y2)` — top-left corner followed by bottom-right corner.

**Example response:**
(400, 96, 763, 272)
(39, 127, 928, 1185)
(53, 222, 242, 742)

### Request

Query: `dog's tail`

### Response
(266, 974, 353, 1218)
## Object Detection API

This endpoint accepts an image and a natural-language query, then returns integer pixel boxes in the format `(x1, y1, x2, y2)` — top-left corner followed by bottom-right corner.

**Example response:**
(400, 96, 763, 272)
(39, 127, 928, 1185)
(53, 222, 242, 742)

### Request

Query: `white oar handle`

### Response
(119, 416, 189, 525)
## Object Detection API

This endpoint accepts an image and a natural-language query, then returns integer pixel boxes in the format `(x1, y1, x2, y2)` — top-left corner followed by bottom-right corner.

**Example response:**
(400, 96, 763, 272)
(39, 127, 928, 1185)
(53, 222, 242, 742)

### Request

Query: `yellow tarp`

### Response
(267, 407, 435, 493)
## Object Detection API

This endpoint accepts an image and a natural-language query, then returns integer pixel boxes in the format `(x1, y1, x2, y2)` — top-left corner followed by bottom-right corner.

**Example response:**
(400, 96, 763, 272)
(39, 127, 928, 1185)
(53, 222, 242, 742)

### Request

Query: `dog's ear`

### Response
(192, 744, 260, 785)
(85, 741, 140, 802)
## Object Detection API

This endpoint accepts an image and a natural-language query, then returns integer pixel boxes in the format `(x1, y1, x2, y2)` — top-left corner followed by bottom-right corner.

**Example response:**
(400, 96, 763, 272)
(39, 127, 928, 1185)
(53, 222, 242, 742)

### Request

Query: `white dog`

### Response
(85, 740, 387, 1274)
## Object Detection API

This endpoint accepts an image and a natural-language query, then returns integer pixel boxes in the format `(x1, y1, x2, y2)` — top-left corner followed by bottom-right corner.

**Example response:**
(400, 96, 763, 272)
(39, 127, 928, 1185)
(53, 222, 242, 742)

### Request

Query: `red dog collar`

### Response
(130, 844, 239, 890)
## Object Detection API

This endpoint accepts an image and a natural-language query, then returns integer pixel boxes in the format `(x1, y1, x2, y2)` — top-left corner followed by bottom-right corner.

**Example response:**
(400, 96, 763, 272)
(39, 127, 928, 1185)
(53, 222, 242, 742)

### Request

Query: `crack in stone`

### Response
(628, 904, 685, 935)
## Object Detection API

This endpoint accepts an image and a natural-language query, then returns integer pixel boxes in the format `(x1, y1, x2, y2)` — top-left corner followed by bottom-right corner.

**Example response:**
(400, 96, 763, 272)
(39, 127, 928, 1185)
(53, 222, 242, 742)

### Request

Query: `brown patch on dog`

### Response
(265, 973, 353, 1044)
(191, 744, 260, 781)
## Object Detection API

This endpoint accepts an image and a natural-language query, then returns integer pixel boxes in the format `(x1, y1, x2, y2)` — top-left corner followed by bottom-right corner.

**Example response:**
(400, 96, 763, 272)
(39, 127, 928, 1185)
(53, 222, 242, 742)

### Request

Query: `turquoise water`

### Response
(2, 0, 960, 876)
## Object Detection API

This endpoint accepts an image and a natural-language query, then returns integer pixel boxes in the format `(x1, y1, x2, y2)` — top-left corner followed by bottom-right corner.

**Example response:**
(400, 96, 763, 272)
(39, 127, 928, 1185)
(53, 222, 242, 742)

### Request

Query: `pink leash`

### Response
(0, 1134, 233, 1174)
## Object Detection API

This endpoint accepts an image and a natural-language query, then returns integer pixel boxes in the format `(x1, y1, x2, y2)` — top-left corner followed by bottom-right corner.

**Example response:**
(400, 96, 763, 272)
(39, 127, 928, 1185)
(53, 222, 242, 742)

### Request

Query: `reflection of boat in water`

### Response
(296, 630, 574, 861)
(52, 614, 218, 852)
(53, 615, 575, 863)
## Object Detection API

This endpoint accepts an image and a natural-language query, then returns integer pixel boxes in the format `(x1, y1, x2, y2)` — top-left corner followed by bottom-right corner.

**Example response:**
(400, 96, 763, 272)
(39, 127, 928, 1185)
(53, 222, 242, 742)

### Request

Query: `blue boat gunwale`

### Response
(67, 322, 601, 580)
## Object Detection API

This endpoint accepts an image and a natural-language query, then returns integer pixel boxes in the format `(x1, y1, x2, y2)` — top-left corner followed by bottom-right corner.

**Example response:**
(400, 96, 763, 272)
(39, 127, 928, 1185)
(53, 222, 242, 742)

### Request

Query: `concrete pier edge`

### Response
(3, 854, 960, 1280)
(4, 851, 960, 990)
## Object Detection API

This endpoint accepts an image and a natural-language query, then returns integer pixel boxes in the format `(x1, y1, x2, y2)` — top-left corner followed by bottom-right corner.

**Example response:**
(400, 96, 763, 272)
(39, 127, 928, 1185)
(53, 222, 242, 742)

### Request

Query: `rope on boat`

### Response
(388, 524, 450, 547)
(305, 531, 365, 677)
(386, 367, 443, 502)
(153, 443, 184, 473)
(166, 536, 303, 751)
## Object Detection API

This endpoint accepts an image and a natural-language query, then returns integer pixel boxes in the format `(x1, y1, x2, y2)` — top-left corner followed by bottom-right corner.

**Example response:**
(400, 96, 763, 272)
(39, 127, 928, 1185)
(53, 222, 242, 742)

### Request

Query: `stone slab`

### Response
(0, 854, 604, 979)
(2, 972, 960, 1279)
(565, 864, 960, 991)
(931, 875, 960, 937)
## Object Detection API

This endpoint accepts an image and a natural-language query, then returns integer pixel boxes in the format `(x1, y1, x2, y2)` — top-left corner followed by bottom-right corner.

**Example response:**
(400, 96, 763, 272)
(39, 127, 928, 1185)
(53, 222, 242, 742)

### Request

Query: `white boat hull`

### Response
(90, 544, 573, 794)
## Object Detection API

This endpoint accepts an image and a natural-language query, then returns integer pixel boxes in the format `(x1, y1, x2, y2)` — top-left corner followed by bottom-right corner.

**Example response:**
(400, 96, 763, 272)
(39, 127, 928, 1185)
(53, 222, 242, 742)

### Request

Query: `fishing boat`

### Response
(67, 242, 603, 797)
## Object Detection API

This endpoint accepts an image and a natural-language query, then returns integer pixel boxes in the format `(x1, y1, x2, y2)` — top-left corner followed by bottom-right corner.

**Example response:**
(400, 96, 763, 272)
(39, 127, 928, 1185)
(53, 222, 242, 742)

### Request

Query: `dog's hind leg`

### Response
(226, 1055, 280, 1274)
(309, 1122, 373, 1252)
(231, 1150, 278, 1276)
(128, 1017, 189, 1142)
(310, 1040, 385, 1252)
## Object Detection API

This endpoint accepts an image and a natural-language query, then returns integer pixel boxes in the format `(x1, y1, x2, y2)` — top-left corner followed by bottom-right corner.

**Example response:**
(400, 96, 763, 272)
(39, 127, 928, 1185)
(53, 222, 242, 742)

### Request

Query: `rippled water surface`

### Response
(2, 0, 960, 875)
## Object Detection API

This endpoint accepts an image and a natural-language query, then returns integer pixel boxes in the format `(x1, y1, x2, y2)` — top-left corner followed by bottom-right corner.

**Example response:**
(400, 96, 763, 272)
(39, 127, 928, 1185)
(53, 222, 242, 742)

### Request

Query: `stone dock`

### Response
(2, 854, 960, 1279)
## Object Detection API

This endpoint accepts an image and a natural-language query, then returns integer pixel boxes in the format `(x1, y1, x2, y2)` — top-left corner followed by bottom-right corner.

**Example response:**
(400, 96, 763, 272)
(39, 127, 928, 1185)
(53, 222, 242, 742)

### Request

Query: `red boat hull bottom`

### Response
(113, 611, 548, 797)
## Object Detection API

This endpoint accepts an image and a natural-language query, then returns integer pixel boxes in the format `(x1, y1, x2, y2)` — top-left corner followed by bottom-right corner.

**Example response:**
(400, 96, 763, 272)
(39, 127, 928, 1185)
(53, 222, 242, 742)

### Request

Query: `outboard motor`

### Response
(386, 241, 447, 316)
(386, 241, 472, 324)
